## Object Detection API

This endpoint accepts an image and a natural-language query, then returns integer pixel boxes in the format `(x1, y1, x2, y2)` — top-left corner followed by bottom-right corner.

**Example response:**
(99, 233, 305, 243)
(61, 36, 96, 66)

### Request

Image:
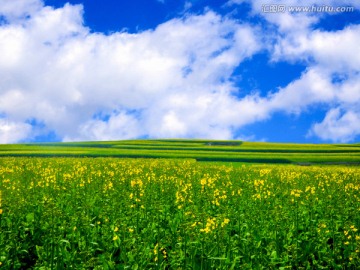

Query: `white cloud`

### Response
(0, 0, 43, 22)
(0, 0, 359, 143)
(268, 24, 360, 141)
(0, 118, 32, 143)
(0, 2, 265, 142)
(268, 67, 336, 114)
(273, 24, 360, 71)
(309, 108, 360, 142)
(65, 111, 142, 142)
(232, 0, 360, 142)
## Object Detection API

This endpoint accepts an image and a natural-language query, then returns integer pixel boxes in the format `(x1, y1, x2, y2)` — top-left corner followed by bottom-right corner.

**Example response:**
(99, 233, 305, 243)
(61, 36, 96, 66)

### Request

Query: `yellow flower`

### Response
(200, 227, 211, 233)
(162, 249, 167, 259)
(221, 218, 230, 228)
(114, 226, 119, 232)
(129, 228, 134, 233)
(0, 209, 3, 214)
(200, 217, 216, 233)
(113, 235, 119, 241)
(154, 243, 158, 255)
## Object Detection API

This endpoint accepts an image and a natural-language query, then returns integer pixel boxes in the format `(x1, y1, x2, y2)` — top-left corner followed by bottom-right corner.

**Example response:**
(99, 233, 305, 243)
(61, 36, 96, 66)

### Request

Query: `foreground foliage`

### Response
(0, 157, 360, 269)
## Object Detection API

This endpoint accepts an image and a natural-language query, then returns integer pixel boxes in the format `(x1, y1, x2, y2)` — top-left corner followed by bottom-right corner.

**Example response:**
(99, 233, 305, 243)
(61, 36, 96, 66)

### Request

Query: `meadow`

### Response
(1, 139, 360, 164)
(0, 140, 360, 269)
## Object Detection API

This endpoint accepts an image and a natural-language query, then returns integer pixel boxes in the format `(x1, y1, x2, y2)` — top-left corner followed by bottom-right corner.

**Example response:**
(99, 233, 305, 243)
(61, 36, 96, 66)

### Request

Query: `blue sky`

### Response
(0, 0, 360, 143)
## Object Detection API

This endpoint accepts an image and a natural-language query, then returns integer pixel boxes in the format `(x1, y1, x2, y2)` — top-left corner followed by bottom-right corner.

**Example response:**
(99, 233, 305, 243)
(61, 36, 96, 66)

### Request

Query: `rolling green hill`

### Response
(1, 140, 360, 165)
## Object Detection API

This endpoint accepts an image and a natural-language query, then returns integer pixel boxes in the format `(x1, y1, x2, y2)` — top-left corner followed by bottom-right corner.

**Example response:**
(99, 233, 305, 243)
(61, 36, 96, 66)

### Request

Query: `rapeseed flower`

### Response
(162, 248, 167, 259)
(200, 217, 216, 233)
(350, 225, 358, 232)
(221, 218, 230, 228)
(154, 243, 158, 254)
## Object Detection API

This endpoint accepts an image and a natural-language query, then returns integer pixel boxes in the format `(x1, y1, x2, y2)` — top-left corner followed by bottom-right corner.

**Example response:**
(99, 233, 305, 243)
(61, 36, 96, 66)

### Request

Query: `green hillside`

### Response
(1, 140, 360, 165)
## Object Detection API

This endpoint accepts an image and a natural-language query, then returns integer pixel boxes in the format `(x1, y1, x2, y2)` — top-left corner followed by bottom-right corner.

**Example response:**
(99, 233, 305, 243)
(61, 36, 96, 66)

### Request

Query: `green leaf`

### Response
(271, 250, 277, 259)
(26, 212, 34, 223)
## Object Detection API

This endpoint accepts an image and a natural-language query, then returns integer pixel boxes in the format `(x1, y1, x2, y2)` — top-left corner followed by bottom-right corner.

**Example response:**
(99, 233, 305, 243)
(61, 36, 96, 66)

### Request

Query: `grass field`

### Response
(1, 139, 360, 164)
(0, 140, 360, 269)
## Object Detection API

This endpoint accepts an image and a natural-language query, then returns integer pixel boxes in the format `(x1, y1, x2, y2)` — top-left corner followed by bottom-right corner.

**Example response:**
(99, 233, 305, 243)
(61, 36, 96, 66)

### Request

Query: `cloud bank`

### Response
(0, 0, 359, 143)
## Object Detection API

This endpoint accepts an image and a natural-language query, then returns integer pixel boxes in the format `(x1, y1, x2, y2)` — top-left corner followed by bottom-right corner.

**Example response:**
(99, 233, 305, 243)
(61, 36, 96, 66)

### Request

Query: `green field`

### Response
(1, 139, 360, 164)
(0, 140, 360, 269)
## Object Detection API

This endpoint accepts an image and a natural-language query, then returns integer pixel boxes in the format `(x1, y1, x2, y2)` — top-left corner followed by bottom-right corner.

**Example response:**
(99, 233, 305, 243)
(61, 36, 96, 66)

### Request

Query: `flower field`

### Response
(1, 157, 360, 269)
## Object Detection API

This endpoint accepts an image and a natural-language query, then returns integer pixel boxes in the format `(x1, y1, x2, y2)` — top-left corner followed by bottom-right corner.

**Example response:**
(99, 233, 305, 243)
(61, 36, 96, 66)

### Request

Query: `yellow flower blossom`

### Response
(221, 218, 230, 228)
(154, 243, 158, 255)
(200, 217, 216, 233)
(162, 248, 167, 259)
(200, 178, 207, 186)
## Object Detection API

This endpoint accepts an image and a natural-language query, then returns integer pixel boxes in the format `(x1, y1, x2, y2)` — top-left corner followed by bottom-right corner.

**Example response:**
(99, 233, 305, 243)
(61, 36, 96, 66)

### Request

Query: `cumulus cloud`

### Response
(235, 0, 360, 142)
(0, 118, 32, 143)
(309, 108, 360, 142)
(0, 0, 43, 22)
(267, 24, 360, 142)
(0, 1, 264, 143)
(65, 111, 142, 142)
(0, 0, 359, 143)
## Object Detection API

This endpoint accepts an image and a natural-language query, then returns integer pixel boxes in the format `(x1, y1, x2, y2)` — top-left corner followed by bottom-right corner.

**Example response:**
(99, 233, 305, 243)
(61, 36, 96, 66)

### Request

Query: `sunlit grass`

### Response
(0, 139, 360, 164)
